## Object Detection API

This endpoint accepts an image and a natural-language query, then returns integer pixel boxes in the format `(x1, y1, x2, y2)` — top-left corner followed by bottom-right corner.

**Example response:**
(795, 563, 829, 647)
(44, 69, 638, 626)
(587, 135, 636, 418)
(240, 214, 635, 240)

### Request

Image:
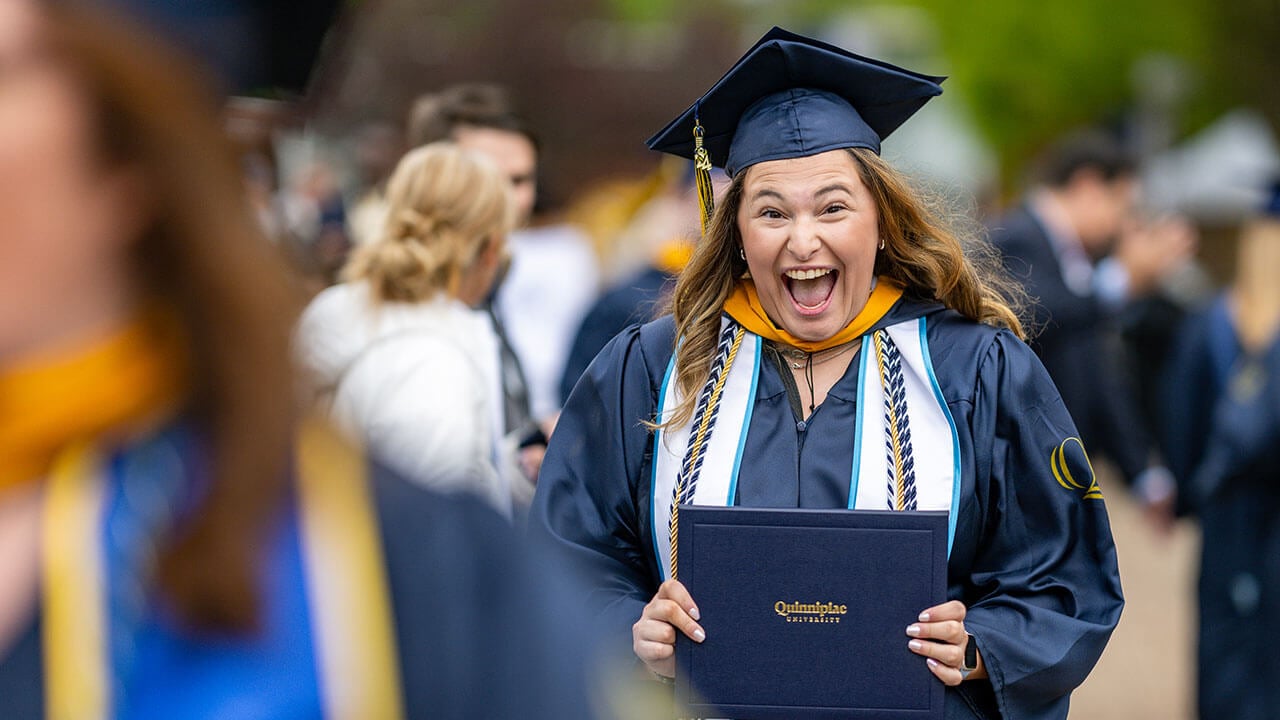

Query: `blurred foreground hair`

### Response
(46, 3, 300, 632)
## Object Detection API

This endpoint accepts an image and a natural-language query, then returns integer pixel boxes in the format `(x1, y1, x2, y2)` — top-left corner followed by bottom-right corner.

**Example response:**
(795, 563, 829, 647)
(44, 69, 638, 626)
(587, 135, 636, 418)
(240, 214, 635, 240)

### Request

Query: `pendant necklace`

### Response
(773, 340, 859, 415)
(774, 340, 857, 370)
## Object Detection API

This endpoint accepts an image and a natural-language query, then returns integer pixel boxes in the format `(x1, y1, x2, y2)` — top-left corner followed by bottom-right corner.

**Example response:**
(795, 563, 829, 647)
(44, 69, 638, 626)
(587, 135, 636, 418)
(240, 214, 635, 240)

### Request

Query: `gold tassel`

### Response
(693, 118, 715, 236)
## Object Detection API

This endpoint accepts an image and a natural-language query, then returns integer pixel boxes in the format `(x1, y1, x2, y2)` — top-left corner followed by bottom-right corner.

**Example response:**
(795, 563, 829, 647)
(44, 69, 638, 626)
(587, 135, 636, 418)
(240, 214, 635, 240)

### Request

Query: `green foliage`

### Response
(790, 0, 1225, 178)
(918, 0, 1215, 162)
(606, 0, 683, 23)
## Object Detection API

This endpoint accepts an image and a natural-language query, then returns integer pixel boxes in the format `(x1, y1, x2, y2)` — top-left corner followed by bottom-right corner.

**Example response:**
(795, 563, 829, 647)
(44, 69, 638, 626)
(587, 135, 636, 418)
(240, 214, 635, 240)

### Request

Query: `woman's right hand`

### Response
(632, 579, 705, 678)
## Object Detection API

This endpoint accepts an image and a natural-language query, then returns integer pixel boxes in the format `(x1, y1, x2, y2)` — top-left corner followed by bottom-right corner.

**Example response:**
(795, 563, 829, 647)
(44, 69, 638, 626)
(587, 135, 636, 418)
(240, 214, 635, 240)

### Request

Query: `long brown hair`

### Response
(46, 4, 300, 631)
(664, 148, 1024, 429)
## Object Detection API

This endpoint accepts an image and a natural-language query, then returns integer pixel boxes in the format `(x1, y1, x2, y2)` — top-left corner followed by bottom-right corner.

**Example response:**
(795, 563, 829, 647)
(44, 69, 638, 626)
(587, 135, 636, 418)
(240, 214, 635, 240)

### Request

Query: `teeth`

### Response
(784, 268, 833, 280)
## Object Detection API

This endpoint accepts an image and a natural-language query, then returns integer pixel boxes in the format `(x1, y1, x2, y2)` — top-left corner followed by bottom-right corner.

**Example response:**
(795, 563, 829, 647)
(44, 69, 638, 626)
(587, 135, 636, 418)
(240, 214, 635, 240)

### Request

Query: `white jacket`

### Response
(297, 282, 512, 516)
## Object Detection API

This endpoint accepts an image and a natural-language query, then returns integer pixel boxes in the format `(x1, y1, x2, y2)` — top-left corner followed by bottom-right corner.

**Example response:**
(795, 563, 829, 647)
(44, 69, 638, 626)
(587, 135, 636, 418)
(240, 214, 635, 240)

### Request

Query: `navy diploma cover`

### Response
(675, 506, 948, 719)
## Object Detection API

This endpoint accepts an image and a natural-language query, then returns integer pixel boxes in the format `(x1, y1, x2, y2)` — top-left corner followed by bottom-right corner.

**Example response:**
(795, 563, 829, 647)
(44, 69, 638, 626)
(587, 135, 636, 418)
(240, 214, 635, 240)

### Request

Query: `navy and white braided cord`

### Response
(672, 321, 740, 511)
(876, 330, 917, 511)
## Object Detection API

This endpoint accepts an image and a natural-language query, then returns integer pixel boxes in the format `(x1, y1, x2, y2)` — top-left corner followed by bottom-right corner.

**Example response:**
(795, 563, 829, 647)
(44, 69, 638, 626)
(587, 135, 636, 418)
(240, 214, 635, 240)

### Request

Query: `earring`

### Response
(739, 247, 746, 261)
(879, 239, 886, 250)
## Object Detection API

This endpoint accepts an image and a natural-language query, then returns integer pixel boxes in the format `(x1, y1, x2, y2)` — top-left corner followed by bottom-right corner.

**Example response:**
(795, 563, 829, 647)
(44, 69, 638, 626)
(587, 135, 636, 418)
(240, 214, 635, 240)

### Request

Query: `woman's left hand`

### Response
(906, 600, 986, 686)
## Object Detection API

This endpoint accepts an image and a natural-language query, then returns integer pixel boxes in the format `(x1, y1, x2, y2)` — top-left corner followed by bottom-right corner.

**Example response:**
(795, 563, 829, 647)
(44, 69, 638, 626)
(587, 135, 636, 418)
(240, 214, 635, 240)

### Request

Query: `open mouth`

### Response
(783, 268, 837, 315)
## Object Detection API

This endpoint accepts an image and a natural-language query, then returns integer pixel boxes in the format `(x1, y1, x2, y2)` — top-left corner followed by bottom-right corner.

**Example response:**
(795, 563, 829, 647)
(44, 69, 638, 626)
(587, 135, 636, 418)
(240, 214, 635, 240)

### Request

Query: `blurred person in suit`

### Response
(1161, 182, 1280, 720)
(0, 3, 600, 717)
(989, 130, 1194, 524)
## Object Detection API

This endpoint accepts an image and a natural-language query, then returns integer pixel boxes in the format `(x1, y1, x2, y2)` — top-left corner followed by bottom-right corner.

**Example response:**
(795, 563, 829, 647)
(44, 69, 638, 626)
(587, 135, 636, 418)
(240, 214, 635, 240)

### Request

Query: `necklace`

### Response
(773, 340, 858, 370)
(771, 339, 860, 416)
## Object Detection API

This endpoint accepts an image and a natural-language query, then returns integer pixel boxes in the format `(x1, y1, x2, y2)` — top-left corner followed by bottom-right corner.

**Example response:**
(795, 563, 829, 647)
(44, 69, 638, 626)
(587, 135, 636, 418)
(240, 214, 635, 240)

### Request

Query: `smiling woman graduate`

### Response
(530, 27, 1124, 720)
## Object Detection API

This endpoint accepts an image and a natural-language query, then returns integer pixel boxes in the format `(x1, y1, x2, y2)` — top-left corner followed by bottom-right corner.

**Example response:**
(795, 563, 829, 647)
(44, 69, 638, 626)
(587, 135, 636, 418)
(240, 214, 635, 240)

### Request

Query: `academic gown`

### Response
(531, 297, 1124, 720)
(0, 419, 600, 719)
(1161, 297, 1280, 720)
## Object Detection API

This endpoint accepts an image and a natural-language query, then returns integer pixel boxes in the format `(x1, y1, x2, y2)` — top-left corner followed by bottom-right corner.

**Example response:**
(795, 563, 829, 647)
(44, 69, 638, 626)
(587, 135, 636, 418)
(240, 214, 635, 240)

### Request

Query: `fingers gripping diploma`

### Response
(633, 580, 706, 679)
(906, 600, 987, 686)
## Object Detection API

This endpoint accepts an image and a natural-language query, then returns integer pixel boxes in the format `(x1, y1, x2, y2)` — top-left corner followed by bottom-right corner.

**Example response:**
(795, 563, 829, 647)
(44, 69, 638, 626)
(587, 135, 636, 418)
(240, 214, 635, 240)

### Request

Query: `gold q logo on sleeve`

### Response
(1051, 437, 1103, 500)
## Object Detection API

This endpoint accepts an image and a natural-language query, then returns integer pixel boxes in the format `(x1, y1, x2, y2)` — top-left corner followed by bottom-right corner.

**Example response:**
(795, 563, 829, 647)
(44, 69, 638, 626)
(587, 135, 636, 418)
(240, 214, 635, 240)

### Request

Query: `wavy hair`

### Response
(44, 3, 301, 631)
(345, 142, 513, 302)
(662, 147, 1024, 429)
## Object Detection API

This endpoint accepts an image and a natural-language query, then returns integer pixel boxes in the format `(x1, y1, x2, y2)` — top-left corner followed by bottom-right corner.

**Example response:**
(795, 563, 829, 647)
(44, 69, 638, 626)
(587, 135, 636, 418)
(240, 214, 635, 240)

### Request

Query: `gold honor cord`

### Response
(43, 443, 109, 720)
(667, 326, 746, 581)
(297, 416, 406, 720)
(693, 119, 715, 237)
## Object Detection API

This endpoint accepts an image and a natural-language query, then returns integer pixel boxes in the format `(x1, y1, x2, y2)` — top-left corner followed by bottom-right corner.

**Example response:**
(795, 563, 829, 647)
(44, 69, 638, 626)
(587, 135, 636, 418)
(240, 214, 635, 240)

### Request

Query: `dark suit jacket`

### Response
(990, 204, 1151, 485)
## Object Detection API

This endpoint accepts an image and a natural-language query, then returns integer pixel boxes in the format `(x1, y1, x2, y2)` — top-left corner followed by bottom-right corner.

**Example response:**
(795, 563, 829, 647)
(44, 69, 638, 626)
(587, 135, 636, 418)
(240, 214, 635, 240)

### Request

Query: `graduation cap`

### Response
(646, 27, 945, 232)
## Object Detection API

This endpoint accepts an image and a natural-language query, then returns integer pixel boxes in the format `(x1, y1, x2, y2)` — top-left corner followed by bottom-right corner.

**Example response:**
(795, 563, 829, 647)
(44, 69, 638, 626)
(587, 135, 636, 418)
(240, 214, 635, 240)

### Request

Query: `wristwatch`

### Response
(959, 633, 979, 681)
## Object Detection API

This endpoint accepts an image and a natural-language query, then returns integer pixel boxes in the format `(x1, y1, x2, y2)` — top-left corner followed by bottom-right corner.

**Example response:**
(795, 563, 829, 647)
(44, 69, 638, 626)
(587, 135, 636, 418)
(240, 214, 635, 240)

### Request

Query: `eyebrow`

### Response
(749, 184, 853, 204)
(749, 188, 786, 203)
(815, 183, 853, 197)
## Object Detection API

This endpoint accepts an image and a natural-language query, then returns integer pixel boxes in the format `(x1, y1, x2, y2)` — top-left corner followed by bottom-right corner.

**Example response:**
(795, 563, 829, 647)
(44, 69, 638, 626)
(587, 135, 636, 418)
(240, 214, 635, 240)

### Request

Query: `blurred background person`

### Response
(1161, 181, 1280, 720)
(0, 2, 601, 717)
(989, 130, 1195, 523)
(347, 120, 406, 248)
(557, 157, 700, 404)
(277, 157, 351, 290)
(407, 84, 599, 485)
(296, 143, 517, 516)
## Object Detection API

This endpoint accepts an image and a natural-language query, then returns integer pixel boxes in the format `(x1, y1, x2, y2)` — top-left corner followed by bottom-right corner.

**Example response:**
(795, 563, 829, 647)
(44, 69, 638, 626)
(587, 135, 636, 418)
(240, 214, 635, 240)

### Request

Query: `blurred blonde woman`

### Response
(298, 143, 517, 515)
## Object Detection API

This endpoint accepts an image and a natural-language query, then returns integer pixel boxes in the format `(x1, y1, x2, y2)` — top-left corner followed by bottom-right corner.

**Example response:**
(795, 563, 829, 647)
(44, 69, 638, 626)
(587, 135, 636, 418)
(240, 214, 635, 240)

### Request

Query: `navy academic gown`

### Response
(532, 297, 1124, 720)
(0, 420, 600, 719)
(1161, 297, 1280, 720)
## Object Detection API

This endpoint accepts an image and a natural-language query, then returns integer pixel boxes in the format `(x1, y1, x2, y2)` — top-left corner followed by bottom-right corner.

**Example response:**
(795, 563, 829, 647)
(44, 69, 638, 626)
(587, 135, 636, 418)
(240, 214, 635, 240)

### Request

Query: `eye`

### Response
(760, 208, 784, 220)
(823, 204, 848, 215)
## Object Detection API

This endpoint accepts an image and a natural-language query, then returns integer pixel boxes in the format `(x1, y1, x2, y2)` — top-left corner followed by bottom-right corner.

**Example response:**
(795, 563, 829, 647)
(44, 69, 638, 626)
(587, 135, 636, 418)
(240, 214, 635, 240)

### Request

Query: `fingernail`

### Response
(906, 625, 921, 637)
(693, 628, 706, 642)
(927, 658, 939, 668)
(909, 640, 923, 651)
(689, 606, 701, 621)
(918, 611, 931, 622)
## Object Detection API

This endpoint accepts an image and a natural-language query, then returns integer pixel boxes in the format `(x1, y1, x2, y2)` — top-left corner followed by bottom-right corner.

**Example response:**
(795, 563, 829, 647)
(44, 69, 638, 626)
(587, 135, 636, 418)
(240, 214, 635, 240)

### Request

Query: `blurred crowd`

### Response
(277, 36, 1280, 720)
(1, 1, 1278, 718)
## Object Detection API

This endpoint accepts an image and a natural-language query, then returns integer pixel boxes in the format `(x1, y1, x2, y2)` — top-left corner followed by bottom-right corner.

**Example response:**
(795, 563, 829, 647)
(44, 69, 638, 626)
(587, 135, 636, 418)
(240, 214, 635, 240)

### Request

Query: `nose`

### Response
(786, 216, 822, 261)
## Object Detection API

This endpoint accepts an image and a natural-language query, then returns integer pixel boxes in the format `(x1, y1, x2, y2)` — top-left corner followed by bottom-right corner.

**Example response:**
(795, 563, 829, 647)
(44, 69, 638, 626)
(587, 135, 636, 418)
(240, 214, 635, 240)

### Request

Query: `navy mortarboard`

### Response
(645, 26, 944, 232)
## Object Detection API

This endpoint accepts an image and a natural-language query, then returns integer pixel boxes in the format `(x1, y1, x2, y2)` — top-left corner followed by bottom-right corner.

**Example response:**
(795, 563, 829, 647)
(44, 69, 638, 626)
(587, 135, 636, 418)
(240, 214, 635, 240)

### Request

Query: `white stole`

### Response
(650, 316, 960, 582)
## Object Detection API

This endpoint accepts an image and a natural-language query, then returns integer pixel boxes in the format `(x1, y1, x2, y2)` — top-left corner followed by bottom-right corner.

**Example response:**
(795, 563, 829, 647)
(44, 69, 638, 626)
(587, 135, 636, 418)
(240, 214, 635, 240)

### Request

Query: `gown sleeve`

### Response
(962, 331, 1124, 720)
(529, 322, 667, 661)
